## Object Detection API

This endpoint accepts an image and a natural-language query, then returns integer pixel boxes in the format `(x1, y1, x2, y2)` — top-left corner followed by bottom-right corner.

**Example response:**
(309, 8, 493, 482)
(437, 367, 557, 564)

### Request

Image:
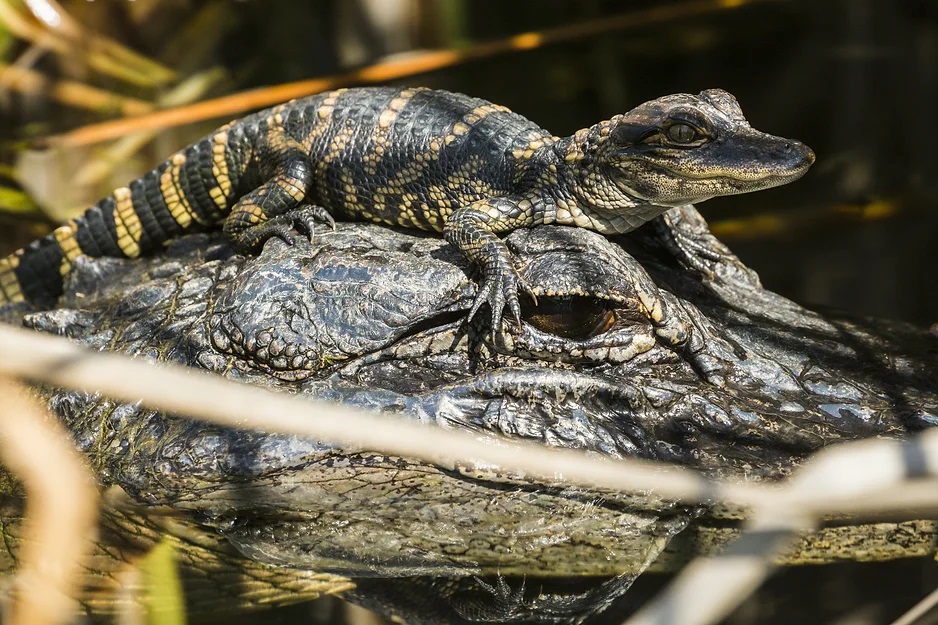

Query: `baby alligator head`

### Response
(561, 89, 815, 214)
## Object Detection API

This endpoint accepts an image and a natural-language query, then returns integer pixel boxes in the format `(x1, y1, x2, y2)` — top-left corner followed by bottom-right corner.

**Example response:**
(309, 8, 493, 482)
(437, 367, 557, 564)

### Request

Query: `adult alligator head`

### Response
(12, 212, 938, 624)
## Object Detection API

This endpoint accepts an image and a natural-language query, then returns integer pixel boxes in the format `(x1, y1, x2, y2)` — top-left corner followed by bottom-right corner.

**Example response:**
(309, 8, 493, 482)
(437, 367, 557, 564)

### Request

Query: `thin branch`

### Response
(890, 587, 938, 625)
(1, 323, 937, 520)
(40, 0, 771, 149)
(0, 0, 174, 87)
(73, 67, 227, 189)
(0, 323, 767, 510)
(622, 510, 815, 625)
(620, 425, 938, 625)
(0, 63, 154, 116)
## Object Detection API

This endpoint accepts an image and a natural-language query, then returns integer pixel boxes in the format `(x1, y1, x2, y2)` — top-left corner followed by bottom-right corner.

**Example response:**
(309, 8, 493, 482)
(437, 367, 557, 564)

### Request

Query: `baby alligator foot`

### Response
(654, 205, 761, 288)
(468, 260, 537, 337)
(229, 204, 336, 252)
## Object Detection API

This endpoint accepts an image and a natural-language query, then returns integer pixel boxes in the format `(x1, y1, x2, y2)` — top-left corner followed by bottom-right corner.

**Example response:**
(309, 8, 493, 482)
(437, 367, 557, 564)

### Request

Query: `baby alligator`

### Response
(0, 87, 814, 328)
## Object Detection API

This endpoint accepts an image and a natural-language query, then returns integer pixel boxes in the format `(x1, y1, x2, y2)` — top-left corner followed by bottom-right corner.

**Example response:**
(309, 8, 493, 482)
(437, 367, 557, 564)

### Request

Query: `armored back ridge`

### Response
(0, 87, 813, 329)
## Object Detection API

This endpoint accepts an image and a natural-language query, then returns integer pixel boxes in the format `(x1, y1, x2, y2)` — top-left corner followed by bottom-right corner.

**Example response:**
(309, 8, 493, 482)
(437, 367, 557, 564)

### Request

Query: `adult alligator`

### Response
(2, 208, 936, 623)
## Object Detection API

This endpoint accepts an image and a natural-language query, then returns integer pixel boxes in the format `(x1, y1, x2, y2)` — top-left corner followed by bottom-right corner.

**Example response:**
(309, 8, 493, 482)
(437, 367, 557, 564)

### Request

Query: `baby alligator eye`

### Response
(521, 296, 616, 340)
(667, 123, 699, 144)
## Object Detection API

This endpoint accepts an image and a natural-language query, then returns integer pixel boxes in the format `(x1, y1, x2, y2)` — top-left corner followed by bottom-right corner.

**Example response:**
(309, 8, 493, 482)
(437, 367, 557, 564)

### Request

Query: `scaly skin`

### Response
(0, 87, 813, 330)
(11, 222, 937, 624)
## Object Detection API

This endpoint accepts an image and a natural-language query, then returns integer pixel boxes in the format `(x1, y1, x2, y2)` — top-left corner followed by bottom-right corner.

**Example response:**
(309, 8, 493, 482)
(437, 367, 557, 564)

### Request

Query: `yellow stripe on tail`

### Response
(0, 253, 25, 306)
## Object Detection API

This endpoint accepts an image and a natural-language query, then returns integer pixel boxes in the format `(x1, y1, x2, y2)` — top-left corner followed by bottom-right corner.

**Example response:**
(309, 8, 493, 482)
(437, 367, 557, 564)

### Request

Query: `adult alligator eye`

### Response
(667, 123, 699, 144)
(522, 296, 616, 340)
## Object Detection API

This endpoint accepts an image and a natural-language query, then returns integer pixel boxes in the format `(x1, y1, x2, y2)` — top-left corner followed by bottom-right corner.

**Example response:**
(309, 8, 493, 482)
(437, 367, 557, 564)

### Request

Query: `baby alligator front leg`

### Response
(652, 205, 760, 288)
(444, 197, 539, 331)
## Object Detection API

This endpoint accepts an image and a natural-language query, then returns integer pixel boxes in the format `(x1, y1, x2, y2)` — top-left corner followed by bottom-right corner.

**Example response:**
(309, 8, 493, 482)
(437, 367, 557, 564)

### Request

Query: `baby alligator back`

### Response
(0, 86, 550, 310)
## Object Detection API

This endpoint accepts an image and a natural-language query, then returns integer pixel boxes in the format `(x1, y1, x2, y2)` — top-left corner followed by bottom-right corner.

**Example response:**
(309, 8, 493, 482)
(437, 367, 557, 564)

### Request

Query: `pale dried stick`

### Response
(0, 377, 98, 625)
(2, 323, 938, 519)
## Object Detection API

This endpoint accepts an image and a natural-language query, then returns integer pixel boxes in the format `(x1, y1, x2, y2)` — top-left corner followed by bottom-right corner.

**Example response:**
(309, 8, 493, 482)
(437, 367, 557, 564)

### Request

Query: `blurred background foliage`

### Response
(0, 1, 936, 624)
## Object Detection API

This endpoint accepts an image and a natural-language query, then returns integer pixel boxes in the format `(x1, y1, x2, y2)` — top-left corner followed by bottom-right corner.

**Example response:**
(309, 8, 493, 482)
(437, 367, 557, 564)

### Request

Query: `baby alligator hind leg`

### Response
(224, 132, 335, 253)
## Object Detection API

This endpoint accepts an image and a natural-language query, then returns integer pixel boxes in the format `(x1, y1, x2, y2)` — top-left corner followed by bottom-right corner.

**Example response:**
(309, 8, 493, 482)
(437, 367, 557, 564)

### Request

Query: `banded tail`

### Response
(0, 146, 223, 309)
